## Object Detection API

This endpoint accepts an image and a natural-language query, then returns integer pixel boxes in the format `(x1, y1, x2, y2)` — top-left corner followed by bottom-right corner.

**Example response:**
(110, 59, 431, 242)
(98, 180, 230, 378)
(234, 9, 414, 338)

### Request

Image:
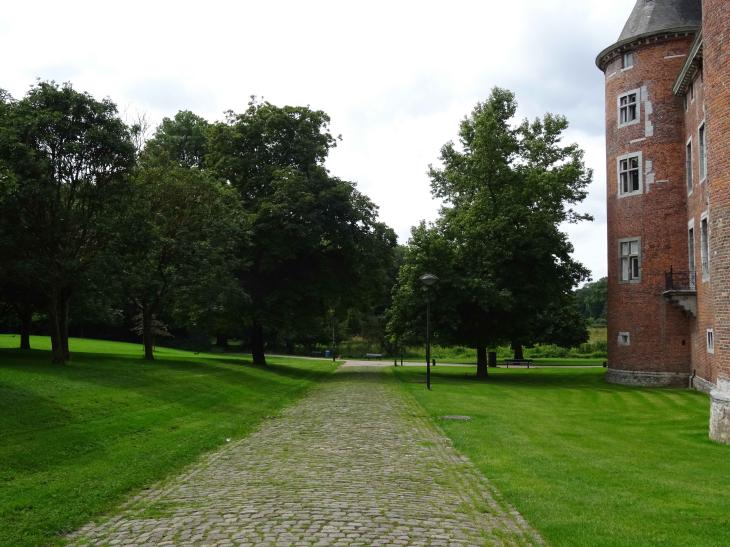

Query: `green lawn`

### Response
(0, 335, 336, 547)
(386, 357, 604, 366)
(394, 365, 730, 546)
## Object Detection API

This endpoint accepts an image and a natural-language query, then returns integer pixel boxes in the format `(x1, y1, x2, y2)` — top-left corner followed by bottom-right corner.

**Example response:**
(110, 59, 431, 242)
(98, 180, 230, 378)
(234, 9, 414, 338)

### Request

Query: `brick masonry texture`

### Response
(603, 36, 694, 378)
(67, 365, 542, 546)
(600, 1, 730, 442)
(704, 0, 730, 383)
(684, 73, 716, 385)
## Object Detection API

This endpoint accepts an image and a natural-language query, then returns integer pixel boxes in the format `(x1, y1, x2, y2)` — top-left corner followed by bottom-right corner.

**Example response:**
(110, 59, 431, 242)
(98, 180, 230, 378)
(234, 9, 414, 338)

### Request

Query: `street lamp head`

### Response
(419, 273, 439, 287)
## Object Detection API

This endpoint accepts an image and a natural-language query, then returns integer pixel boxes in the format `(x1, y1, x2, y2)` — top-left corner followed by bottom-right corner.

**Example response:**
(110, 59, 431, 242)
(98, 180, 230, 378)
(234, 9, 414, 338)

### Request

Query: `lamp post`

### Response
(332, 315, 336, 362)
(419, 273, 439, 390)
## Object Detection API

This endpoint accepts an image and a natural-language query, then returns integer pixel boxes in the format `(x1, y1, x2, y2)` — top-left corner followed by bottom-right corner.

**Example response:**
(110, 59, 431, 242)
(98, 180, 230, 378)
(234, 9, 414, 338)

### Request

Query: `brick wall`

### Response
(683, 73, 717, 383)
(603, 37, 694, 376)
(703, 0, 730, 382)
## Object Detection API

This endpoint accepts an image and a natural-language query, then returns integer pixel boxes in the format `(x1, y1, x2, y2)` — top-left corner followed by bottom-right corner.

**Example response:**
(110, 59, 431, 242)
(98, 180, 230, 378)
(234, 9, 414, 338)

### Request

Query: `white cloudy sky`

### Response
(1, 0, 637, 280)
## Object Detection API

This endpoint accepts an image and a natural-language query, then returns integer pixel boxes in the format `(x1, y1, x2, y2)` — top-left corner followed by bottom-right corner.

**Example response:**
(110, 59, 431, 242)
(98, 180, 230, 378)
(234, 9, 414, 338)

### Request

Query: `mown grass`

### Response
(0, 335, 336, 547)
(394, 365, 730, 546)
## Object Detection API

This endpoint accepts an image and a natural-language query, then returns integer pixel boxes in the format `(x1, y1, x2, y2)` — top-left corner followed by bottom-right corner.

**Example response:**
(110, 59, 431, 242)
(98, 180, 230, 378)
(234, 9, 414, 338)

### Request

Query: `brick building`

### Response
(596, 0, 730, 443)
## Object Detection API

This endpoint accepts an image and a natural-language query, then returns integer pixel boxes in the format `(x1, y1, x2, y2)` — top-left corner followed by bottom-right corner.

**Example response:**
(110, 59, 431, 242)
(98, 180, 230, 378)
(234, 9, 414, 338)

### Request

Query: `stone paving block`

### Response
(68, 365, 542, 546)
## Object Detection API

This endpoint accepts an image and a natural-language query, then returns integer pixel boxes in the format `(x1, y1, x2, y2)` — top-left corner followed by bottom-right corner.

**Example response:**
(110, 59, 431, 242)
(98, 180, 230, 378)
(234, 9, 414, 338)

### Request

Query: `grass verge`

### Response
(394, 365, 730, 546)
(0, 335, 336, 546)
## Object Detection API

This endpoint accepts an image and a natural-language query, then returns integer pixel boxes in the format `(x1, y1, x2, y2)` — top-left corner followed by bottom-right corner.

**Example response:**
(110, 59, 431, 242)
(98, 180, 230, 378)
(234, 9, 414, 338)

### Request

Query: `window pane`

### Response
(622, 258, 629, 281)
(699, 125, 707, 179)
(631, 257, 640, 279)
(687, 143, 693, 191)
(629, 157, 639, 169)
(621, 242, 629, 256)
(630, 171, 639, 191)
(630, 241, 639, 255)
(701, 218, 709, 275)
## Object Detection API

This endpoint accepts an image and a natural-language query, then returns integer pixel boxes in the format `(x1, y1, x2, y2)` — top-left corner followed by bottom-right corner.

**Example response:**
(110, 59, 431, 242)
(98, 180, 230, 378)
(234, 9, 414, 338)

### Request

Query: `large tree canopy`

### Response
(208, 100, 396, 364)
(0, 82, 135, 363)
(142, 110, 210, 169)
(109, 164, 244, 360)
(389, 88, 591, 377)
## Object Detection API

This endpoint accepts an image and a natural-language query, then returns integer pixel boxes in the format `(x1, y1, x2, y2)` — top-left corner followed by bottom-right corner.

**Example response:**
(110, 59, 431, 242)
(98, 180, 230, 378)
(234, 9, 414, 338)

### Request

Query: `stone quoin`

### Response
(596, 0, 730, 443)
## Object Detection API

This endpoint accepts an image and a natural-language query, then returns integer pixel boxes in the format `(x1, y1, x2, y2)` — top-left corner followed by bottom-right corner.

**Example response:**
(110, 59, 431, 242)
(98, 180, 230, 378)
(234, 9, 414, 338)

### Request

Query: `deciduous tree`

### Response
(0, 82, 135, 363)
(208, 100, 396, 364)
(390, 88, 591, 377)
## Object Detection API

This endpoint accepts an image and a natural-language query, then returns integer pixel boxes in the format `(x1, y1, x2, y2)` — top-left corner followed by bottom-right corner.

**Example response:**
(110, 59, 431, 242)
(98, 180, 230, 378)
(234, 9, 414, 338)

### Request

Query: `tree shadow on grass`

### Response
(0, 348, 335, 410)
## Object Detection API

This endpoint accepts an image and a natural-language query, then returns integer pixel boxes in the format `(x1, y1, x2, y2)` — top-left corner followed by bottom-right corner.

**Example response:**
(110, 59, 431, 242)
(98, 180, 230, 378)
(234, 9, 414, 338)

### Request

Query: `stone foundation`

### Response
(606, 368, 690, 387)
(710, 378, 730, 444)
(692, 374, 716, 394)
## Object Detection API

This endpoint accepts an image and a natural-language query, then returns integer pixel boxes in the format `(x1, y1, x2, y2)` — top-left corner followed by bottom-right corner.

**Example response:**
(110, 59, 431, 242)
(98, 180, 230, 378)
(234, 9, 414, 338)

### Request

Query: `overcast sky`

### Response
(1, 0, 637, 280)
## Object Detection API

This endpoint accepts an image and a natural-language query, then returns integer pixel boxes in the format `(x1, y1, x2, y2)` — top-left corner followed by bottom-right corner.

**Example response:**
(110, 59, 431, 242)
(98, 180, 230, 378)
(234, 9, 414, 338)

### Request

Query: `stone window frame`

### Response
(618, 237, 642, 284)
(707, 328, 715, 354)
(617, 151, 643, 198)
(686, 136, 693, 195)
(700, 211, 710, 282)
(688, 218, 696, 282)
(618, 331, 631, 346)
(698, 120, 707, 183)
(617, 88, 641, 128)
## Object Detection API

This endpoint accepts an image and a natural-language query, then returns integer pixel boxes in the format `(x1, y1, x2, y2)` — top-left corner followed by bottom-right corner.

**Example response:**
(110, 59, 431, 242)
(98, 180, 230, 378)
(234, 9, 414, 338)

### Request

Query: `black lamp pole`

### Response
(419, 273, 439, 391)
(425, 294, 431, 390)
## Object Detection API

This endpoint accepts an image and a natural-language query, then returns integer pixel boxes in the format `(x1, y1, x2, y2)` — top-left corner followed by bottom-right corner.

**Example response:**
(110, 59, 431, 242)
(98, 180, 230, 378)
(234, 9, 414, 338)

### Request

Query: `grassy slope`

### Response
(394, 365, 730, 546)
(0, 335, 336, 547)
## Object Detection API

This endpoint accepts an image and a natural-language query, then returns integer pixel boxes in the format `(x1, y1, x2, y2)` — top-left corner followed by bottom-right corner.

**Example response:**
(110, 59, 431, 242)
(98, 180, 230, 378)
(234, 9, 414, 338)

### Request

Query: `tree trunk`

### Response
(60, 296, 70, 361)
(476, 345, 489, 379)
(19, 306, 32, 350)
(216, 333, 228, 348)
(251, 321, 267, 365)
(48, 293, 65, 364)
(142, 306, 155, 361)
(512, 342, 524, 360)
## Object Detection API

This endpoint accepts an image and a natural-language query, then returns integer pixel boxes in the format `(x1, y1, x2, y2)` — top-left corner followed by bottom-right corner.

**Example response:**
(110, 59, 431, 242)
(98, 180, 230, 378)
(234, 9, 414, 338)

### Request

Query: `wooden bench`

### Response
(365, 353, 383, 360)
(503, 359, 534, 368)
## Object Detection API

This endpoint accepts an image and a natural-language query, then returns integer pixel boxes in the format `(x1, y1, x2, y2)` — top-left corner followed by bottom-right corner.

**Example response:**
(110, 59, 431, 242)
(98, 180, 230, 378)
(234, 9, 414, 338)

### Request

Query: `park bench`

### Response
(365, 353, 383, 360)
(502, 359, 534, 368)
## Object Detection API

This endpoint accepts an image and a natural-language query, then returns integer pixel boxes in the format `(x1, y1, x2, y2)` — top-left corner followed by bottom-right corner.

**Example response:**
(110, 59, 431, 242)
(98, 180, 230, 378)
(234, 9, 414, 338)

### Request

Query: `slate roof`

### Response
(618, 0, 702, 43)
(596, 0, 702, 69)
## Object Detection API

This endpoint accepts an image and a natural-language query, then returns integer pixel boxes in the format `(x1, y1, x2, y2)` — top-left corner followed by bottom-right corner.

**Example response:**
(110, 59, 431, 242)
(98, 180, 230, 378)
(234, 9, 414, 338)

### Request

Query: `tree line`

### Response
(1, 83, 594, 371)
(0, 82, 396, 364)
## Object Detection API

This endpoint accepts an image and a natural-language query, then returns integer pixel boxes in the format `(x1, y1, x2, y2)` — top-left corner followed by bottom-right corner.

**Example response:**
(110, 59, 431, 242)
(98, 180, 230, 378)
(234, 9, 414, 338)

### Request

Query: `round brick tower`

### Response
(703, 0, 730, 442)
(596, 0, 701, 386)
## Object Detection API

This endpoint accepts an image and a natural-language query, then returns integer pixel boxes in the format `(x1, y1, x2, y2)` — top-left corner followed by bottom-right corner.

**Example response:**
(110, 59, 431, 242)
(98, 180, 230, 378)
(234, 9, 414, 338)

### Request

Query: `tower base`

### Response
(710, 379, 730, 444)
(605, 368, 690, 387)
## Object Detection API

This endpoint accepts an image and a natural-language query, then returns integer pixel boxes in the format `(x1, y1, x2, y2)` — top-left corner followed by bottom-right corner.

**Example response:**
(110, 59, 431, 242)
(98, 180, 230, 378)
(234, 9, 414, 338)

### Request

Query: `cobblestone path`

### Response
(69, 365, 541, 546)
